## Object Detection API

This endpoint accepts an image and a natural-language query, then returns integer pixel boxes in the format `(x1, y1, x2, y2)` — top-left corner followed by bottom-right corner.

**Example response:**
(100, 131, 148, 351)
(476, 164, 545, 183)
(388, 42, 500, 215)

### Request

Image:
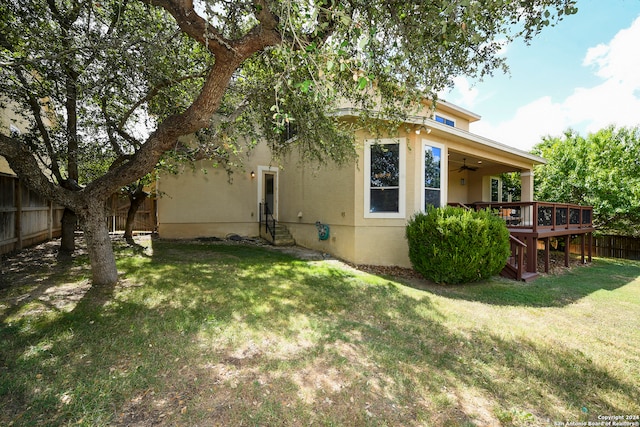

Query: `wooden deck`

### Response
(474, 202, 595, 281)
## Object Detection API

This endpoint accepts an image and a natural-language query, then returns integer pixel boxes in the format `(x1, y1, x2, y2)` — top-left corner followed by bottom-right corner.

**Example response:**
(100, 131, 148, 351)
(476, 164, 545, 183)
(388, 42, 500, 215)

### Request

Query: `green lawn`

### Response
(1, 238, 639, 426)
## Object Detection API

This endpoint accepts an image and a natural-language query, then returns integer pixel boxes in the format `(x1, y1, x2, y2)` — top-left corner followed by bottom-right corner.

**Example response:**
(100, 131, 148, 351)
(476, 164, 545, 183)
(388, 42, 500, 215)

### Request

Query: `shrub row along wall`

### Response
(0, 173, 64, 256)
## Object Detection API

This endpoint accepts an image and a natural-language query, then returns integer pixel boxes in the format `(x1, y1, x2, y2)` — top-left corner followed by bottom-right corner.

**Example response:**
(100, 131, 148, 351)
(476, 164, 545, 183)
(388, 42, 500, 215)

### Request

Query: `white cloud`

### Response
(442, 76, 480, 107)
(583, 18, 640, 87)
(472, 97, 569, 151)
(470, 16, 640, 151)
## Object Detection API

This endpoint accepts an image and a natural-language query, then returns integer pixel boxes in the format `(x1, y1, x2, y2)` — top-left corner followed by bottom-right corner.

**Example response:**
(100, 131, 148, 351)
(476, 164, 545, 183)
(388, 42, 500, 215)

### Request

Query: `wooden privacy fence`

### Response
(1, 174, 157, 256)
(1, 173, 64, 256)
(105, 194, 157, 233)
(573, 235, 640, 261)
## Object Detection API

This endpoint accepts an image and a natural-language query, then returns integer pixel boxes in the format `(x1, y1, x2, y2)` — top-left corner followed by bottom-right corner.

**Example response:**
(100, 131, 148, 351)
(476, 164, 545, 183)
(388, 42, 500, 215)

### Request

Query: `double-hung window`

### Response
(364, 138, 406, 218)
(422, 141, 446, 209)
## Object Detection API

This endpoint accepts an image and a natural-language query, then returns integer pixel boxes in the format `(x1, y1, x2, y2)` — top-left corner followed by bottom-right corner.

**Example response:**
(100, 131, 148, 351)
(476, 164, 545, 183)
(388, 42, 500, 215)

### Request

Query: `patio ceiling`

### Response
(448, 150, 525, 175)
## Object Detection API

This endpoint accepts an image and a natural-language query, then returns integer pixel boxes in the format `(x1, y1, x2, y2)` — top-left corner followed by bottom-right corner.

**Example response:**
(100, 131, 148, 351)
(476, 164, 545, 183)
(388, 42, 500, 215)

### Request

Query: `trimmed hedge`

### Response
(406, 206, 510, 284)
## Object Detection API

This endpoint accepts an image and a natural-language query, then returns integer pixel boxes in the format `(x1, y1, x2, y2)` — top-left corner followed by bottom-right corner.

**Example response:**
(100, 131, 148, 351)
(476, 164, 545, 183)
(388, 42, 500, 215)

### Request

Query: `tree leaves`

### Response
(533, 127, 640, 236)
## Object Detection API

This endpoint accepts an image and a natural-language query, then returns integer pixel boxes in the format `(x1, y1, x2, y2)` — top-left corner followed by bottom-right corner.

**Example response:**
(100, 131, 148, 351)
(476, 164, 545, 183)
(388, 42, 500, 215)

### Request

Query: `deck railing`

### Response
(473, 201, 593, 233)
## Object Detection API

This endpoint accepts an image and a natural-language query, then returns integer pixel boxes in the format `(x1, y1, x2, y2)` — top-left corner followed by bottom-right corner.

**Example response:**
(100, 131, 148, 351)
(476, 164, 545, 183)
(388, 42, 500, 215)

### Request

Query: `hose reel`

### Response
(315, 221, 330, 240)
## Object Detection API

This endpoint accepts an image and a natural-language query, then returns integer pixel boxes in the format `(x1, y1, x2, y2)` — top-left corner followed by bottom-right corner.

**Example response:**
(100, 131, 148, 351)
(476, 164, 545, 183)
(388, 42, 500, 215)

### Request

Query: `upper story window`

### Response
(434, 115, 455, 127)
(280, 121, 298, 143)
(364, 138, 406, 218)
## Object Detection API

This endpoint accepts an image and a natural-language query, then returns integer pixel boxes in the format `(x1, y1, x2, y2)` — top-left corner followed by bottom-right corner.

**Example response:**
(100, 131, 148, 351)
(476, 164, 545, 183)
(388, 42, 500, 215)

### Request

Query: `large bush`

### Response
(406, 206, 510, 284)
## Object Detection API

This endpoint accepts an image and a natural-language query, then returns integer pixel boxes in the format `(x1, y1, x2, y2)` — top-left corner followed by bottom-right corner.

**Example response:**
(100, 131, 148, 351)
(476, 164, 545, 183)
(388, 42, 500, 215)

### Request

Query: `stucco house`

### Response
(157, 100, 594, 280)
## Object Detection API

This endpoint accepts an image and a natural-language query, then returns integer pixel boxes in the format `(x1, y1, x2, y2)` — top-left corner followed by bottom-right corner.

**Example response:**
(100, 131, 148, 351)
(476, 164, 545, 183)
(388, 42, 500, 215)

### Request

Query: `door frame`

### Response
(257, 165, 279, 220)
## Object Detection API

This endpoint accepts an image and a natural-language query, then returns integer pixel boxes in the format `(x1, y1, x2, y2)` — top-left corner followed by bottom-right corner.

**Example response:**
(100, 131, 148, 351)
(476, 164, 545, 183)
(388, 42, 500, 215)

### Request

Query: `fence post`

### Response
(15, 178, 22, 250)
(48, 200, 53, 240)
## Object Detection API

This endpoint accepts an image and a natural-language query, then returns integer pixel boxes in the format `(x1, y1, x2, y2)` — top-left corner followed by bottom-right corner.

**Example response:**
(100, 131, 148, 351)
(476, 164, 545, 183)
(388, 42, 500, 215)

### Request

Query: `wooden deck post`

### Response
(543, 237, 550, 273)
(525, 235, 538, 273)
(564, 235, 570, 267)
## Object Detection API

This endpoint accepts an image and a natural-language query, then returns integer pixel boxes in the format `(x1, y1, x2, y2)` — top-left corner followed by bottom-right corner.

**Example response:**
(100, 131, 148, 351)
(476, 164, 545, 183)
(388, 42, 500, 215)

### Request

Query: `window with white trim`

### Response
(364, 138, 406, 218)
(422, 141, 446, 209)
(434, 114, 455, 127)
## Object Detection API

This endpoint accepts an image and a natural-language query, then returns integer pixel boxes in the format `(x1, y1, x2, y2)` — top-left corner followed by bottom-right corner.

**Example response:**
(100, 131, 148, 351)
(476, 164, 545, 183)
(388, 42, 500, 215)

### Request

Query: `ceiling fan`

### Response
(455, 158, 478, 173)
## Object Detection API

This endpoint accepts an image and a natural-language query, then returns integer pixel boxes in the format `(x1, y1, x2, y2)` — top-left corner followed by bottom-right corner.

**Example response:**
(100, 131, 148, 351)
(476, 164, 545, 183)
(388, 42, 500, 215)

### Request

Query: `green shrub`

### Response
(406, 206, 510, 284)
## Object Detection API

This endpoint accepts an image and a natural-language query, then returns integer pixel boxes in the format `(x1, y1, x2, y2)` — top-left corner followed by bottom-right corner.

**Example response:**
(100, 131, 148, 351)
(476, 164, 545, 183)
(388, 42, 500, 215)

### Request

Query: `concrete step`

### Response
(263, 222, 295, 246)
(274, 237, 295, 246)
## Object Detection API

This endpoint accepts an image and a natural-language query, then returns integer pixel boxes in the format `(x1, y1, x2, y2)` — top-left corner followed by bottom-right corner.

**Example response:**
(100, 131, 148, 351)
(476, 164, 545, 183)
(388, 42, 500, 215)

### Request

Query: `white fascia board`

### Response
(332, 108, 546, 165)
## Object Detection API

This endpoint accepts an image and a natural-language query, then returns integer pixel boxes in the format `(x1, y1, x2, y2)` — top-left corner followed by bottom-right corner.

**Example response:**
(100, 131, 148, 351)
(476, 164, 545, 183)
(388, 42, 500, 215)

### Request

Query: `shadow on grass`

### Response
(1, 240, 638, 426)
(395, 257, 640, 308)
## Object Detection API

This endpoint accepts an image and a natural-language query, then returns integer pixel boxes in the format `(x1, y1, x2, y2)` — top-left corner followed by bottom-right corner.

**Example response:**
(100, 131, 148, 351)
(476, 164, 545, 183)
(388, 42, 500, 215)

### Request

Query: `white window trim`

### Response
(420, 139, 447, 210)
(257, 165, 279, 221)
(364, 138, 406, 219)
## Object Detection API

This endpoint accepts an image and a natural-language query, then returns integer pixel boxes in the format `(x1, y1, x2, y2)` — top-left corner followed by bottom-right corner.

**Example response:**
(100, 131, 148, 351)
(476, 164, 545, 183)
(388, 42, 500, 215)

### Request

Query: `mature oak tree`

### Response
(533, 126, 640, 236)
(0, 0, 577, 285)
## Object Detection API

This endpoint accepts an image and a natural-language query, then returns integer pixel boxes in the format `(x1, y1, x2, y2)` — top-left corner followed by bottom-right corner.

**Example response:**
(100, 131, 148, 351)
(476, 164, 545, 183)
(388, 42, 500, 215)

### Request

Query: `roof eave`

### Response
(332, 108, 547, 166)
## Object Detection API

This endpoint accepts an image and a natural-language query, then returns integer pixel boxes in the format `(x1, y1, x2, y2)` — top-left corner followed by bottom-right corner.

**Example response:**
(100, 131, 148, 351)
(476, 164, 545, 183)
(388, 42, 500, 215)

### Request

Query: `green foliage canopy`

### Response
(533, 126, 640, 236)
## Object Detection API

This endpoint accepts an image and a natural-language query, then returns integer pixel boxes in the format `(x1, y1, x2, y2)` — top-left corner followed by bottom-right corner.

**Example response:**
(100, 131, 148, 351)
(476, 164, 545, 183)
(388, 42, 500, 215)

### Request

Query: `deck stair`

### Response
(500, 234, 539, 282)
(500, 261, 539, 282)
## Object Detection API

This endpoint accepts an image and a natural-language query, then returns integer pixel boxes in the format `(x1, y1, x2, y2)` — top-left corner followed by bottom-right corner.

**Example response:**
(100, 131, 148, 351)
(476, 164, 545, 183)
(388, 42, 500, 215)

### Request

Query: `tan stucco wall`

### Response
(0, 157, 14, 175)
(156, 142, 274, 239)
(1, 101, 20, 175)
(448, 170, 469, 204)
(353, 225, 411, 267)
(285, 223, 356, 262)
(155, 102, 542, 267)
(276, 148, 358, 262)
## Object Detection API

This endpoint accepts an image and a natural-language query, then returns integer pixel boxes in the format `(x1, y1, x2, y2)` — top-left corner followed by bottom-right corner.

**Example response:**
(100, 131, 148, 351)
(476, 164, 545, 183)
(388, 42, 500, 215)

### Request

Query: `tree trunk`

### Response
(81, 203, 118, 286)
(124, 186, 148, 243)
(60, 208, 77, 253)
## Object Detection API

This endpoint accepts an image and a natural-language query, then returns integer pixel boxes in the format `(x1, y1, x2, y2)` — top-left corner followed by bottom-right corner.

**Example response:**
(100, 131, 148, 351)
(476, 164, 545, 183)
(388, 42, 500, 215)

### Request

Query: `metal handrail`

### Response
(259, 202, 276, 240)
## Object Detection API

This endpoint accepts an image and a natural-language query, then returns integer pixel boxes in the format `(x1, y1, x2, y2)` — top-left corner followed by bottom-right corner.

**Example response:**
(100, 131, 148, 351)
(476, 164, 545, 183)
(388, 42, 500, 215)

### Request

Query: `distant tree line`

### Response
(532, 126, 640, 237)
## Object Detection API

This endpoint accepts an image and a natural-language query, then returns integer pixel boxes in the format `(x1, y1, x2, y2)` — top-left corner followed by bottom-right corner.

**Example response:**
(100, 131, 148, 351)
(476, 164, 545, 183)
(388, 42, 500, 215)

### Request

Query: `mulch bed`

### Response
(351, 249, 590, 283)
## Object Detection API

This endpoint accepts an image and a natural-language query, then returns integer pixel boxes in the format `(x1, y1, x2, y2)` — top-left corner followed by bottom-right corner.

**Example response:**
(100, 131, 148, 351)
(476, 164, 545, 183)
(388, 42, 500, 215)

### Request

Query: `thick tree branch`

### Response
(118, 71, 208, 129)
(100, 98, 127, 157)
(0, 134, 79, 208)
(141, 0, 234, 56)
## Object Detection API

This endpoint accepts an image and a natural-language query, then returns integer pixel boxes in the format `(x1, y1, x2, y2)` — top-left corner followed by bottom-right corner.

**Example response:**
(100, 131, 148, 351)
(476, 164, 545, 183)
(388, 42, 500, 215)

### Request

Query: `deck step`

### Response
(500, 262, 539, 282)
(520, 272, 539, 282)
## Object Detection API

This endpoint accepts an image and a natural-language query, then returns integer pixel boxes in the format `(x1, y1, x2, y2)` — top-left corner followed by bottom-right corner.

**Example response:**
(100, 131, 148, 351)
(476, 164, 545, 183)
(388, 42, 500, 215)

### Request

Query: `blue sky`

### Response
(442, 0, 640, 151)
